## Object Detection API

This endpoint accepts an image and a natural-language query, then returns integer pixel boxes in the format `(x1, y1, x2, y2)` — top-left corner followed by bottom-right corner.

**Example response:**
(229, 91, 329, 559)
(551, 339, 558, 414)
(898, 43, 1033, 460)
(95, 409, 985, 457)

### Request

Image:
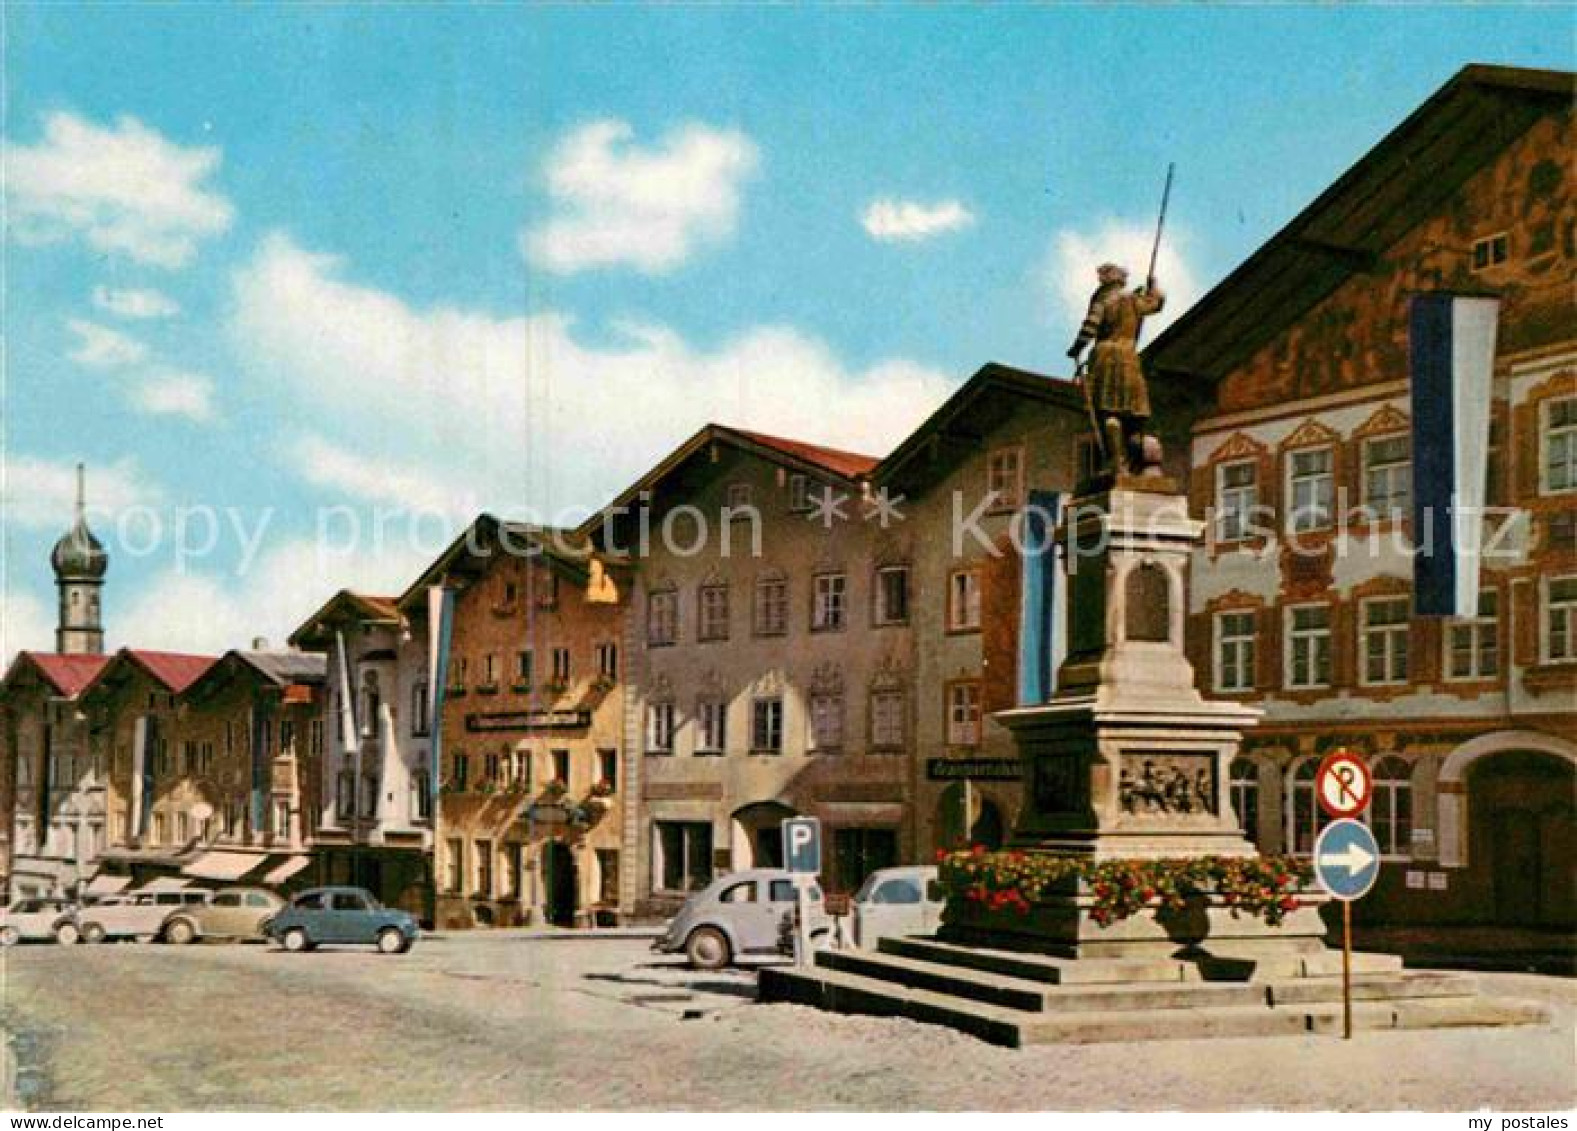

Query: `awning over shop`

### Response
(262, 855, 312, 885)
(182, 851, 267, 882)
(137, 876, 193, 892)
(83, 874, 132, 896)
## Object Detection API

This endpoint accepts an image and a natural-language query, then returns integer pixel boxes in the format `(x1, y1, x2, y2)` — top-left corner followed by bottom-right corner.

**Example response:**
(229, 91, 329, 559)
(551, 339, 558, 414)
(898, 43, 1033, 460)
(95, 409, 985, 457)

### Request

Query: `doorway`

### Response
(1470, 751, 1575, 929)
(542, 841, 578, 927)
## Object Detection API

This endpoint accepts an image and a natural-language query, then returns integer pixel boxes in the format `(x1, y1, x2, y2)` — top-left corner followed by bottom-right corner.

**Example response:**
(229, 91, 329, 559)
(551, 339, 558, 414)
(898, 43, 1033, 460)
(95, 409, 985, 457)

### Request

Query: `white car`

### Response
(852, 865, 946, 948)
(0, 897, 81, 946)
(78, 887, 213, 942)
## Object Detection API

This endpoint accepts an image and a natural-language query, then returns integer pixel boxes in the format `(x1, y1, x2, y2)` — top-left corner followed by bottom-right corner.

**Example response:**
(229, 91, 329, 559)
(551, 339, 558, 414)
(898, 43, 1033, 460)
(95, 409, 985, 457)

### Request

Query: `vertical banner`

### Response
(1409, 294, 1500, 617)
(250, 705, 268, 837)
(1018, 490, 1064, 705)
(426, 586, 457, 908)
(139, 715, 157, 840)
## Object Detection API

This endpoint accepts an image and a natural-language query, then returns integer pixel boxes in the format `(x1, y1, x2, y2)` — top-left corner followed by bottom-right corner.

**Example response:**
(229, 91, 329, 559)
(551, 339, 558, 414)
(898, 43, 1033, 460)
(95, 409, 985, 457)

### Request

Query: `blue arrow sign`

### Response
(1313, 819, 1381, 901)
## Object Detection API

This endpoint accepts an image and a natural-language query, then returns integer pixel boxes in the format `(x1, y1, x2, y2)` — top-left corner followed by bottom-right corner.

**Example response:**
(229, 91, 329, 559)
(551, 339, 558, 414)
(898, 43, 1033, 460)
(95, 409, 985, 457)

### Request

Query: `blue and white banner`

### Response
(426, 586, 457, 831)
(1018, 490, 1064, 705)
(1409, 293, 1499, 618)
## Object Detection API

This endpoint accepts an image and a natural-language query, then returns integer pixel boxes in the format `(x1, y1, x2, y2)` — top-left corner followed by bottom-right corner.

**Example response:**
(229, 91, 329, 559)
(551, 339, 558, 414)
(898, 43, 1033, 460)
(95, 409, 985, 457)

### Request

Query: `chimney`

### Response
(252, 636, 270, 651)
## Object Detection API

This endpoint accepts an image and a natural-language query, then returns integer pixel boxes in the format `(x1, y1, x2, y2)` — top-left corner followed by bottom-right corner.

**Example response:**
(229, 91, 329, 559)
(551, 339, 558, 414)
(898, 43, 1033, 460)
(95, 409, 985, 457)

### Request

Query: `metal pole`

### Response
(1342, 900, 1353, 1039)
(795, 875, 812, 968)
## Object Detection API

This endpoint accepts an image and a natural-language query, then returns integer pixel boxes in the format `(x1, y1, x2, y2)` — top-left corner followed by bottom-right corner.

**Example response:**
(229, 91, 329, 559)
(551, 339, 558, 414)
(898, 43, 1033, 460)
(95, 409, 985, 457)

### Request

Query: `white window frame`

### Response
(787, 474, 812, 513)
(1470, 231, 1508, 272)
(647, 589, 678, 647)
(1360, 596, 1410, 686)
(1286, 758, 1332, 858)
(1228, 758, 1260, 848)
(986, 445, 1025, 510)
(1285, 603, 1332, 690)
(754, 576, 788, 636)
(812, 573, 847, 632)
(1214, 610, 1257, 693)
(870, 689, 906, 751)
(698, 584, 730, 642)
(948, 568, 982, 632)
(874, 565, 910, 626)
(1543, 575, 1577, 663)
(751, 697, 784, 754)
(1286, 446, 1335, 533)
(1215, 459, 1258, 543)
(1365, 757, 1413, 860)
(1446, 589, 1499, 681)
(696, 699, 727, 755)
(1361, 433, 1412, 521)
(726, 482, 753, 511)
(646, 702, 676, 755)
(946, 681, 982, 748)
(1541, 396, 1577, 495)
(809, 692, 844, 753)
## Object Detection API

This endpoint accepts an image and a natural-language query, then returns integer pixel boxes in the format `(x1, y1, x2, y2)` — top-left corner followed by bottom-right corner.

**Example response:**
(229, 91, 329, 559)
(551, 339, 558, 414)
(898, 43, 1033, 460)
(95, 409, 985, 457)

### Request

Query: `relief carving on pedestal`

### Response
(1118, 754, 1217, 817)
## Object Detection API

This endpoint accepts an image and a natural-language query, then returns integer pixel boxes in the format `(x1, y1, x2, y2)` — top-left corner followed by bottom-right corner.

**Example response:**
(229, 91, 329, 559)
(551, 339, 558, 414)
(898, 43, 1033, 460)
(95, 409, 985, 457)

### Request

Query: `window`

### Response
(1545, 576, 1577, 663)
(1362, 434, 1412, 520)
(597, 748, 618, 790)
(1215, 460, 1258, 542)
(516, 650, 534, 686)
(549, 647, 570, 685)
(719, 880, 757, 904)
(647, 589, 678, 646)
(1447, 590, 1499, 680)
(412, 766, 433, 821)
(812, 574, 847, 632)
(503, 843, 524, 899)
(1369, 757, 1413, 859)
(656, 821, 713, 893)
(1288, 759, 1333, 856)
(537, 573, 559, 609)
(482, 652, 499, 687)
(1471, 232, 1508, 271)
(452, 752, 470, 792)
(595, 642, 618, 682)
(1286, 604, 1332, 689)
(948, 569, 982, 632)
(1287, 447, 1335, 532)
(809, 693, 844, 752)
(273, 802, 289, 837)
(331, 892, 370, 913)
(1229, 758, 1260, 848)
(484, 751, 501, 784)
(411, 680, 430, 736)
(1215, 611, 1256, 693)
(874, 565, 910, 625)
(870, 689, 906, 750)
(359, 670, 381, 737)
(787, 474, 812, 512)
(551, 749, 570, 786)
(445, 839, 463, 893)
(475, 840, 494, 896)
(751, 697, 784, 753)
(647, 702, 676, 754)
(698, 584, 731, 641)
(361, 774, 378, 818)
(448, 656, 468, 689)
(501, 581, 518, 608)
(596, 848, 619, 905)
(987, 445, 1024, 509)
(336, 768, 356, 819)
(696, 699, 727, 755)
(725, 482, 753, 511)
(946, 681, 982, 747)
(1361, 597, 1410, 685)
(754, 576, 788, 636)
(1544, 396, 1577, 494)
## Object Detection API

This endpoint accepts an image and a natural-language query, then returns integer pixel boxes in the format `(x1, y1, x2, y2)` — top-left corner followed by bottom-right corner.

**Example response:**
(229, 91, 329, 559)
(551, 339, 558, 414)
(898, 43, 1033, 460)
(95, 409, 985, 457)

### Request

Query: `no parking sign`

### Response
(1316, 749, 1372, 819)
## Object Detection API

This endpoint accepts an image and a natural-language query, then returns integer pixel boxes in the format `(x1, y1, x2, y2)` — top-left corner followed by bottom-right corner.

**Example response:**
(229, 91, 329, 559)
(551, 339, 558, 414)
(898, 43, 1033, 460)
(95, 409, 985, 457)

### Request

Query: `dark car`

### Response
(263, 886, 418, 954)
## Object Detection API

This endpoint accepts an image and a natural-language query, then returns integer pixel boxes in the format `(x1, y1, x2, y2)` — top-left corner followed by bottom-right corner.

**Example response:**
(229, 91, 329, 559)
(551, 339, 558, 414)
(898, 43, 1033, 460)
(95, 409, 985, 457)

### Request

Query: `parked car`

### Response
(78, 888, 213, 943)
(263, 887, 418, 954)
(163, 886, 285, 944)
(0, 897, 81, 946)
(851, 865, 945, 948)
(654, 868, 833, 971)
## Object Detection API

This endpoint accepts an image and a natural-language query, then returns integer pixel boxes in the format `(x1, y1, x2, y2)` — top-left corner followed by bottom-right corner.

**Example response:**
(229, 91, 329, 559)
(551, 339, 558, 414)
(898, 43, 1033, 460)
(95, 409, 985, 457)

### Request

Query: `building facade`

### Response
(1147, 64, 1575, 929)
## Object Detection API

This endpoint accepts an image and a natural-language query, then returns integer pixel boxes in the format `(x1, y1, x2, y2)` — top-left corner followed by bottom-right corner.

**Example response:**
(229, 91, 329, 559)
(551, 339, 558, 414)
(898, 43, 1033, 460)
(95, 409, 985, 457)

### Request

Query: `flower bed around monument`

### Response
(937, 848, 1315, 928)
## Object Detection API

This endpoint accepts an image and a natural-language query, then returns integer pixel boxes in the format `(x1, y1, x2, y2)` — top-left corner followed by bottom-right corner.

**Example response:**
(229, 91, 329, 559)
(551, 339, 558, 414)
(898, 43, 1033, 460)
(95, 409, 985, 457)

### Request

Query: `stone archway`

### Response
(731, 801, 797, 869)
(1437, 730, 1577, 867)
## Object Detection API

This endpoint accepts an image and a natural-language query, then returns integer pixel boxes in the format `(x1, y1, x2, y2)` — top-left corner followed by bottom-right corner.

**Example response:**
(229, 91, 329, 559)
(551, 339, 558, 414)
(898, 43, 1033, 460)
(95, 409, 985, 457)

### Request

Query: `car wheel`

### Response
(81, 922, 106, 945)
(0, 927, 19, 947)
(281, 927, 311, 953)
(165, 918, 197, 945)
(375, 927, 406, 955)
(54, 922, 80, 946)
(685, 926, 731, 970)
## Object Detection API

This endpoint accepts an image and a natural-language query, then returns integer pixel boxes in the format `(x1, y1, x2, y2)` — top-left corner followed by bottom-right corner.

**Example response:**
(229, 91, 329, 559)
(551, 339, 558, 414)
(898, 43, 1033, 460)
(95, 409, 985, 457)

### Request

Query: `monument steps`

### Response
(760, 944, 1552, 1047)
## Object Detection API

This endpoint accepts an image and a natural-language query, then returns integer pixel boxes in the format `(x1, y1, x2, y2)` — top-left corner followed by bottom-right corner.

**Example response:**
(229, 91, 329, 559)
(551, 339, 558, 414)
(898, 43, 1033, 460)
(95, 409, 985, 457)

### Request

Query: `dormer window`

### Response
(1471, 232, 1508, 272)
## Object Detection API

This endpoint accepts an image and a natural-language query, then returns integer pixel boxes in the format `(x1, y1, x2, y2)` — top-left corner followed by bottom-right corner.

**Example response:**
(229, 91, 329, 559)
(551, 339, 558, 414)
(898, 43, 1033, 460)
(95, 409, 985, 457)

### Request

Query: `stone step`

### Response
(759, 964, 1551, 1048)
(823, 947, 1477, 1015)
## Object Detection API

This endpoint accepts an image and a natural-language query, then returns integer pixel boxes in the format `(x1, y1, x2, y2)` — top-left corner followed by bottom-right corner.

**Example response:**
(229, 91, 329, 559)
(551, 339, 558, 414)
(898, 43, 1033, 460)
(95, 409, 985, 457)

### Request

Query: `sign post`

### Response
(1313, 818, 1381, 1039)
(781, 817, 821, 968)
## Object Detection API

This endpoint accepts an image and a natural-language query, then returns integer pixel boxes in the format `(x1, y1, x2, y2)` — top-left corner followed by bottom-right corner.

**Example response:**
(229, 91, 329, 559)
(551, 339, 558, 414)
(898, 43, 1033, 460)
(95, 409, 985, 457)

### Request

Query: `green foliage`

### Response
(936, 848, 1314, 928)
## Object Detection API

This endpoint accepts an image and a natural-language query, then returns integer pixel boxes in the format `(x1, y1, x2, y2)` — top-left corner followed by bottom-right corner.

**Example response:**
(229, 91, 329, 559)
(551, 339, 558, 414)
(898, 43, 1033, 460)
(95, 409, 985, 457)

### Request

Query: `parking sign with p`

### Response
(782, 816, 822, 875)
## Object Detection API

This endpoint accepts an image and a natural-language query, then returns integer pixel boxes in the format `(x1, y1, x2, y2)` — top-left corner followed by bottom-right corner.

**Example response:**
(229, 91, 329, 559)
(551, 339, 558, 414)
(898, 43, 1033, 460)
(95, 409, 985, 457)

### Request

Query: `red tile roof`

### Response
(15, 652, 111, 697)
(733, 429, 879, 479)
(123, 650, 218, 693)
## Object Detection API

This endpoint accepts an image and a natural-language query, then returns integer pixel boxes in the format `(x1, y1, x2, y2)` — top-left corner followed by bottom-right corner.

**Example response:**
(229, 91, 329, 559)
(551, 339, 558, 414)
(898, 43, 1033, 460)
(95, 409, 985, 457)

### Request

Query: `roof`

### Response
(287, 589, 402, 650)
(730, 429, 880, 480)
(1145, 64, 1575, 385)
(3, 651, 111, 697)
(874, 362, 1085, 493)
(183, 648, 328, 701)
(78, 648, 218, 700)
(396, 515, 599, 614)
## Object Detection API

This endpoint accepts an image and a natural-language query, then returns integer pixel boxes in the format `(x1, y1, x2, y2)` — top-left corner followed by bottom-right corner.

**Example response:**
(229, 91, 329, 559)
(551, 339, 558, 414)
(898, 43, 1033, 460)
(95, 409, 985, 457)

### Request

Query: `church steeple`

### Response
(51, 463, 107, 655)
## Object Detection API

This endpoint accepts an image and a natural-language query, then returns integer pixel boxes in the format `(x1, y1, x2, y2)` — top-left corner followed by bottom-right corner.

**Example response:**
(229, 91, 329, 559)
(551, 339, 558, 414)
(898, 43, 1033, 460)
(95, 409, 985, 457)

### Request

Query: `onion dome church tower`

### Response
(50, 463, 108, 655)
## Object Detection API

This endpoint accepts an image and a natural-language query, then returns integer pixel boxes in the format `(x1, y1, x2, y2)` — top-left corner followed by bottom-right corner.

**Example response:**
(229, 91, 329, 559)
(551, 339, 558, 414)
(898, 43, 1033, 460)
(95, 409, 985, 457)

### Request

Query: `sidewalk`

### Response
(425, 924, 664, 942)
(1354, 925, 1576, 976)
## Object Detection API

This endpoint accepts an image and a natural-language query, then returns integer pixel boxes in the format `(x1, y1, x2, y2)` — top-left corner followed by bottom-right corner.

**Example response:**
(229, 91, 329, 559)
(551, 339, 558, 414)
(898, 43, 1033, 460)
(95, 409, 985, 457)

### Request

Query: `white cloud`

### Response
(861, 198, 975, 242)
(132, 370, 216, 422)
(524, 119, 758, 275)
(1045, 217, 1200, 345)
(4, 454, 165, 529)
(290, 434, 473, 515)
(66, 318, 147, 368)
(232, 233, 956, 516)
(92, 285, 180, 319)
(1, 590, 57, 668)
(5, 111, 234, 268)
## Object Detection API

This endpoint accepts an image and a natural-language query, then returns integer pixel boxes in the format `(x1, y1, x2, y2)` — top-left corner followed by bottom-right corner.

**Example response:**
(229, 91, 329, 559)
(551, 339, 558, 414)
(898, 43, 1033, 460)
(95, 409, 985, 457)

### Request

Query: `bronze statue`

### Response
(1069, 263, 1165, 476)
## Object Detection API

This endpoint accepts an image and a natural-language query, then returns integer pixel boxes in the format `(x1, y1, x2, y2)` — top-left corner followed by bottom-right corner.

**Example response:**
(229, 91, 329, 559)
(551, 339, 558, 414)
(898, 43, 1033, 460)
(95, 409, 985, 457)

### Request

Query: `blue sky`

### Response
(3, 4, 1571, 659)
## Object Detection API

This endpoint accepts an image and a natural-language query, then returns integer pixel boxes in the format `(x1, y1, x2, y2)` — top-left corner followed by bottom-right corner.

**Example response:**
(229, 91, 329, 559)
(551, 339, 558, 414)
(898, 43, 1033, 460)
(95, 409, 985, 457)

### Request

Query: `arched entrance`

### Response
(935, 783, 1007, 851)
(731, 801, 796, 869)
(542, 841, 577, 927)
(1468, 752, 1574, 929)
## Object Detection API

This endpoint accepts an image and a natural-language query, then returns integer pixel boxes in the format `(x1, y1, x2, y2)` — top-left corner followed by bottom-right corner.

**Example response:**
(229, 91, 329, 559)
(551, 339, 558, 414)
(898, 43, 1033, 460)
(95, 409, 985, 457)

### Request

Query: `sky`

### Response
(2, 3, 1571, 662)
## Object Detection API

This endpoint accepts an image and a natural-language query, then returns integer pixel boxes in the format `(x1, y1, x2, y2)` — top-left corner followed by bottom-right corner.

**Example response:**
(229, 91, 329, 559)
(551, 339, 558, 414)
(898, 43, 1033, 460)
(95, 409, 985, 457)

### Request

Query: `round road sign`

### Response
(1316, 749, 1372, 819)
(1313, 818, 1381, 901)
